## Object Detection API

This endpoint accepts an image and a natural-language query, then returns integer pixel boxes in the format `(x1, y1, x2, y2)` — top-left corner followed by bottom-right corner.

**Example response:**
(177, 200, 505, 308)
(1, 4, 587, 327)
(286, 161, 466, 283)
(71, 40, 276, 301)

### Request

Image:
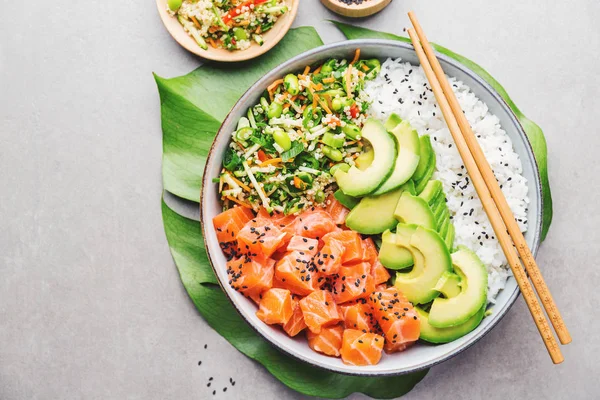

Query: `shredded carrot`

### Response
(301, 104, 307, 111)
(317, 96, 332, 115)
(229, 174, 251, 192)
(268, 79, 284, 93)
(290, 94, 299, 102)
(282, 104, 290, 112)
(351, 49, 361, 65)
(190, 16, 201, 29)
(322, 77, 335, 84)
(311, 82, 324, 91)
(256, 25, 261, 34)
(361, 64, 370, 71)
(312, 93, 318, 114)
(259, 158, 283, 167)
(226, 195, 252, 208)
(303, 66, 310, 75)
(314, 65, 322, 74)
(208, 38, 217, 48)
(297, 95, 306, 101)
(346, 140, 358, 146)
(345, 64, 353, 99)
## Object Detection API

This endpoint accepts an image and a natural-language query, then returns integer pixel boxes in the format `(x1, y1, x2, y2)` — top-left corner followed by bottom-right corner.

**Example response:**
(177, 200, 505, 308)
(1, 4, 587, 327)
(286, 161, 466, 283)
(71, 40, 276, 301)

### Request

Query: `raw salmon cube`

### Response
(256, 288, 294, 325)
(340, 329, 384, 366)
(299, 290, 342, 333)
(307, 324, 344, 357)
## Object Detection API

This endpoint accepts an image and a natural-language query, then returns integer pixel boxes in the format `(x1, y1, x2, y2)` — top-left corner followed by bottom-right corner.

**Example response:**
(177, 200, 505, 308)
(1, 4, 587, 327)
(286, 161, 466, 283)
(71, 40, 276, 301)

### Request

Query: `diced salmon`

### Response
(325, 194, 350, 226)
(227, 256, 274, 303)
(256, 288, 294, 325)
(322, 231, 363, 264)
(274, 251, 319, 296)
(292, 209, 337, 239)
(331, 262, 375, 304)
(237, 219, 287, 258)
(368, 287, 420, 353)
(307, 324, 344, 357)
(286, 235, 319, 256)
(213, 206, 254, 243)
(283, 300, 307, 337)
(340, 329, 384, 366)
(299, 290, 342, 333)
(313, 239, 344, 275)
(340, 302, 376, 333)
(361, 237, 379, 265)
(371, 260, 391, 285)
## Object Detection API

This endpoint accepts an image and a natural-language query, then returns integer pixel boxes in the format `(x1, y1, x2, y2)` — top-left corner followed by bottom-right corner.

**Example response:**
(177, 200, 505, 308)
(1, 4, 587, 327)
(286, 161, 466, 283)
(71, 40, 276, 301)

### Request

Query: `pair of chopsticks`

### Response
(406, 12, 571, 364)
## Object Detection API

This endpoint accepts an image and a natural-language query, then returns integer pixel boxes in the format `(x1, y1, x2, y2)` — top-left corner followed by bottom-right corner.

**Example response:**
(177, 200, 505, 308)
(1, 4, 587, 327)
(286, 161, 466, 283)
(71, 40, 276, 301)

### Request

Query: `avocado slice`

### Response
(355, 146, 374, 171)
(434, 271, 462, 298)
(394, 225, 452, 304)
(379, 229, 414, 270)
(444, 223, 455, 250)
(384, 113, 403, 131)
(438, 216, 450, 239)
(429, 247, 488, 328)
(431, 196, 447, 220)
(345, 186, 404, 234)
(372, 121, 421, 195)
(403, 179, 416, 195)
(412, 135, 433, 182)
(394, 192, 436, 230)
(334, 118, 396, 197)
(334, 189, 359, 210)
(418, 180, 443, 205)
(414, 159, 436, 195)
(417, 305, 486, 344)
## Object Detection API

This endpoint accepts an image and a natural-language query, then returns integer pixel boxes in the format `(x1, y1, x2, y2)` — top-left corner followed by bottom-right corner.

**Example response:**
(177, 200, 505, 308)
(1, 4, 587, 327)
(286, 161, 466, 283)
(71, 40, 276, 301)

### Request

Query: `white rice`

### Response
(363, 58, 530, 304)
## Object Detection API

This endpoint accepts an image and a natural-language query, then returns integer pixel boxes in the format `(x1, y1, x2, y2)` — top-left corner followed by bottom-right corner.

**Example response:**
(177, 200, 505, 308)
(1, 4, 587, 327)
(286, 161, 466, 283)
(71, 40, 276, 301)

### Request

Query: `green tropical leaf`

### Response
(155, 27, 323, 202)
(332, 21, 553, 240)
(161, 199, 428, 399)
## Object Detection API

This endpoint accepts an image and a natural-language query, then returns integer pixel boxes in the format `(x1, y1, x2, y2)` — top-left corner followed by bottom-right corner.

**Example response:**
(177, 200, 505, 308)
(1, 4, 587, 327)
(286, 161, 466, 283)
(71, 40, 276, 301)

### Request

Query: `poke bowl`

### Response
(200, 40, 542, 375)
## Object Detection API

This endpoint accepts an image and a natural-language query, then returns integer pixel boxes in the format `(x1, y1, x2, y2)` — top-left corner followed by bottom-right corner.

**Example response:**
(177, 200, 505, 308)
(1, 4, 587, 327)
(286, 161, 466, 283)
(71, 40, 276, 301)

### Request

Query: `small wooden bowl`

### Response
(320, 0, 392, 18)
(156, 0, 299, 62)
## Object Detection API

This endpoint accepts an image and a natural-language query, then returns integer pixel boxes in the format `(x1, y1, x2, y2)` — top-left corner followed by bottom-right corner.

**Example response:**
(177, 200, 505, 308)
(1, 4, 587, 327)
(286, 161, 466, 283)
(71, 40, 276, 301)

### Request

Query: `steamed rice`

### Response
(363, 58, 530, 304)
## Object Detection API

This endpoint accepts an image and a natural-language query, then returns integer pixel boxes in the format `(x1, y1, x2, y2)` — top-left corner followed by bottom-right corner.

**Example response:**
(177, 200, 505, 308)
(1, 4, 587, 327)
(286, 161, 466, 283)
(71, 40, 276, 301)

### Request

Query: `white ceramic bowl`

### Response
(200, 40, 542, 375)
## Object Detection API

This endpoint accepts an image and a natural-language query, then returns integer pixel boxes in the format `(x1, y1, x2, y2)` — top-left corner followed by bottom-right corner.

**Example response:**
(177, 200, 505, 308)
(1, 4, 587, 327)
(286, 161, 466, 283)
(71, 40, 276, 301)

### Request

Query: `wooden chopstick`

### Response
(407, 12, 571, 346)
(405, 26, 564, 364)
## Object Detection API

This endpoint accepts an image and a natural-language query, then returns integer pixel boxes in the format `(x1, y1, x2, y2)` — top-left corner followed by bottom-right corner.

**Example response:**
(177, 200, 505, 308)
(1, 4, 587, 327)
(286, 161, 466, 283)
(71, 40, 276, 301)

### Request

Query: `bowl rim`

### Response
(156, 0, 299, 62)
(200, 39, 543, 376)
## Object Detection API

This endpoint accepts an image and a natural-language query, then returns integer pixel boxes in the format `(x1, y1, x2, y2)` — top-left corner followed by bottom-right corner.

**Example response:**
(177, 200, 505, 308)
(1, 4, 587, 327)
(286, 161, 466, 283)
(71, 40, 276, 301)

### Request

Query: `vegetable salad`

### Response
(168, 0, 288, 51)
(216, 50, 382, 214)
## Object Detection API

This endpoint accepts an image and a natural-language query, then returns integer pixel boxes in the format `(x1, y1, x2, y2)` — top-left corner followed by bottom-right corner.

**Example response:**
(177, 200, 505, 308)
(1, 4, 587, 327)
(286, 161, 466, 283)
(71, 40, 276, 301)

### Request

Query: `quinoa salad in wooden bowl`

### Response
(157, 0, 298, 62)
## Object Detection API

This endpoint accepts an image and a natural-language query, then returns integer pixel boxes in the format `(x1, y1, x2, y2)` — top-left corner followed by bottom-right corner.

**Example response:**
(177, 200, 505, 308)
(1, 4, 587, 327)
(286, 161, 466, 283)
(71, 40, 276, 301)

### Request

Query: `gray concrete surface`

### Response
(1, 0, 598, 398)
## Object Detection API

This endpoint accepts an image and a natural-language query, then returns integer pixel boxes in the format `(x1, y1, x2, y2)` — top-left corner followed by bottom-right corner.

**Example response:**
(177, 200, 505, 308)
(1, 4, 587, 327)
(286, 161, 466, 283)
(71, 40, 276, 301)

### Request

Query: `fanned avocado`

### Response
(394, 225, 452, 304)
(394, 192, 436, 230)
(431, 196, 447, 219)
(372, 120, 421, 195)
(438, 216, 450, 239)
(334, 189, 359, 210)
(379, 229, 414, 270)
(417, 305, 485, 344)
(345, 186, 405, 234)
(412, 135, 433, 182)
(403, 179, 416, 195)
(429, 246, 488, 328)
(418, 180, 443, 205)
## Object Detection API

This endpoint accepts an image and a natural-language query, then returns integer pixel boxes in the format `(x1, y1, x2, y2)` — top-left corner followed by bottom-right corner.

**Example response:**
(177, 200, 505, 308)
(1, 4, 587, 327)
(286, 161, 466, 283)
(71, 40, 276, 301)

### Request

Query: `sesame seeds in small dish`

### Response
(320, 0, 392, 18)
(157, 0, 299, 62)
